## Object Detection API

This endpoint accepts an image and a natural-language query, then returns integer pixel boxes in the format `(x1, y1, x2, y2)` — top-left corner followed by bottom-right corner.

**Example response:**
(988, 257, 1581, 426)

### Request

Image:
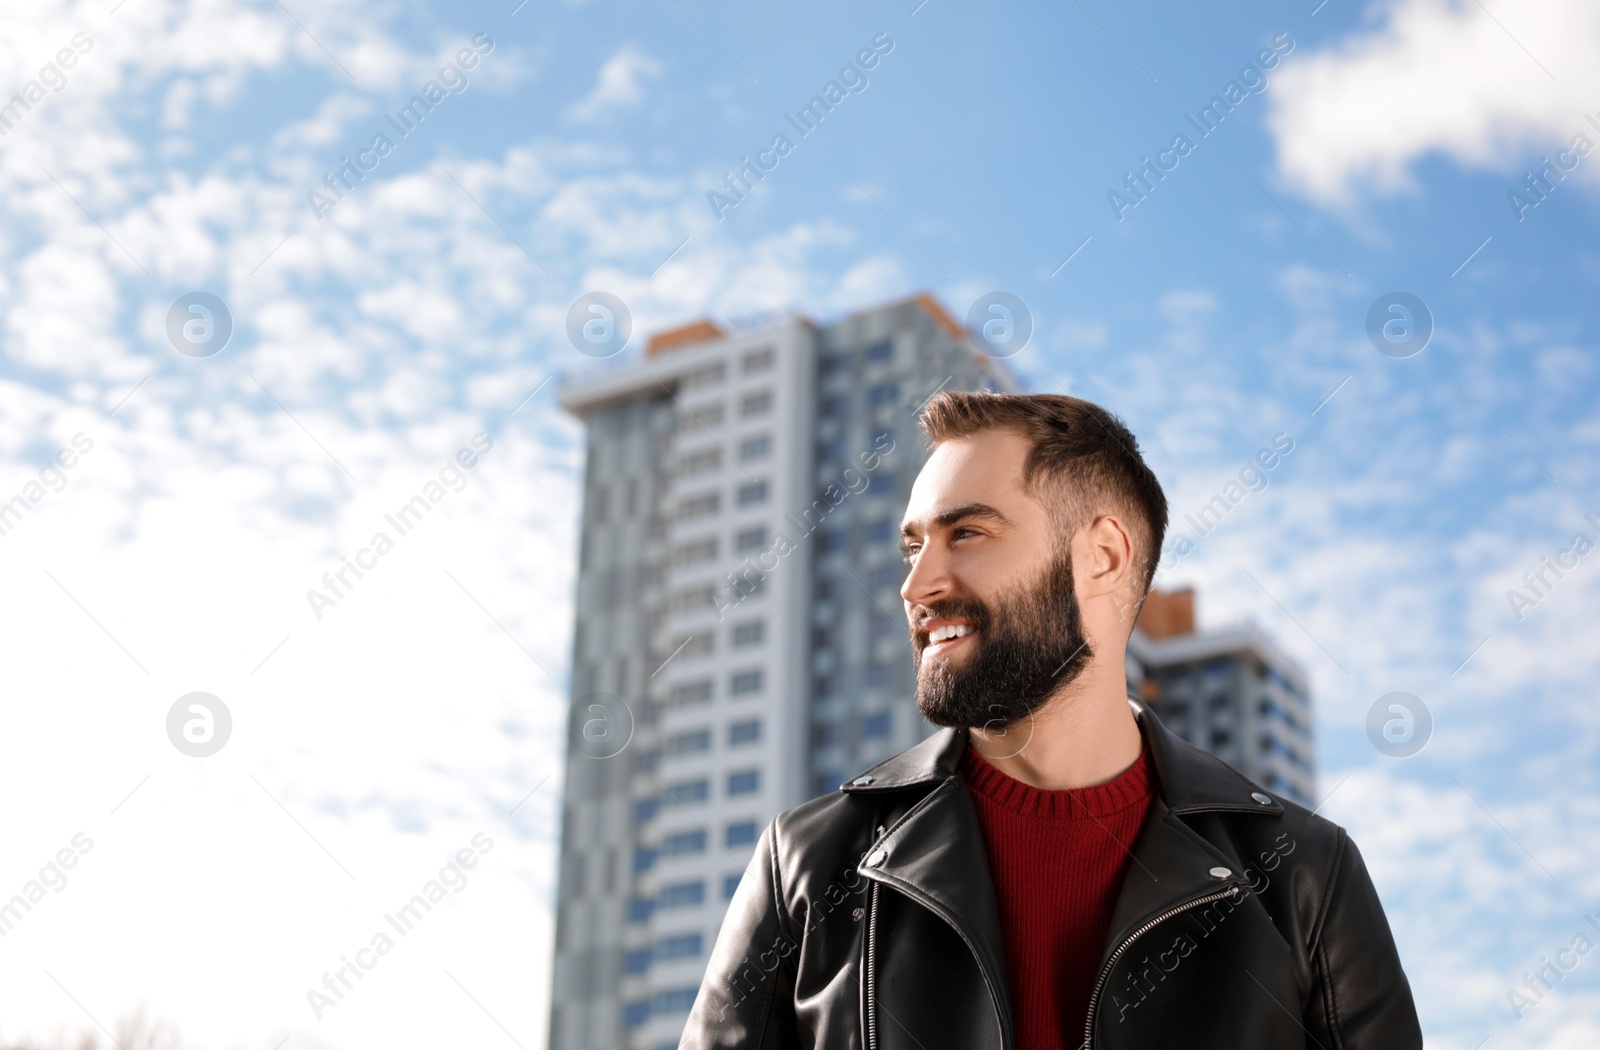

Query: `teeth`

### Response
(929, 624, 972, 643)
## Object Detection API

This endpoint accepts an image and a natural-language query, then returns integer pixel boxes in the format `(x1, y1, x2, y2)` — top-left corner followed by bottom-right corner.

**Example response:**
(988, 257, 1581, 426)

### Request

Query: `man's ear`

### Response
(1078, 513, 1135, 599)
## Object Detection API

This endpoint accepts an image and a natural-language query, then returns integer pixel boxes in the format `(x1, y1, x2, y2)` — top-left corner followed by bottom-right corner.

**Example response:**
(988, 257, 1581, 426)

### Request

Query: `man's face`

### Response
(899, 429, 1094, 731)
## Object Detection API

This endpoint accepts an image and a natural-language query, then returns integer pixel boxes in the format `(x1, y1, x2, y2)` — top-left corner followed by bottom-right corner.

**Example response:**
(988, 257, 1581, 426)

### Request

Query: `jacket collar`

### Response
(841, 693, 1285, 817)
(847, 692, 1284, 1050)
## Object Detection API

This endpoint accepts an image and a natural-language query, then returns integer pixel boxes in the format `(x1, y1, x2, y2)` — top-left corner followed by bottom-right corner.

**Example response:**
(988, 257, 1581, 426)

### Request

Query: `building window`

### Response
(865, 662, 897, 688)
(664, 778, 709, 803)
(813, 624, 837, 650)
(725, 821, 759, 847)
(738, 434, 771, 461)
(741, 346, 774, 373)
(864, 518, 895, 543)
(818, 529, 849, 554)
(820, 394, 848, 417)
(727, 769, 760, 795)
(866, 472, 895, 495)
(667, 680, 713, 707)
(817, 438, 845, 463)
(732, 620, 765, 647)
(866, 339, 894, 363)
(624, 949, 652, 975)
(867, 382, 900, 409)
(628, 898, 655, 923)
(678, 403, 724, 430)
(815, 673, 842, 698)
(815, 577, 838, 601)
(735, 525, 767, 552)
(669, 586, 714, 613)
(661, 830, 707, 856)
(652, 987, 699, 1016)
(730, 669, 764, 696)
(868, 614, 899, 641)
(819, 353, 850, 376)
(659, 881, 705, 908)
(681, 363, 726, 390)
(812, 722, 840, 747)
(663, 728, 711, 756)
(729, 719, 761, 745)
(862, 711, 892, 739)
(676, 449, 721, 476)
(736, 480, 769, 506)
(633, 847, 658, 872)
(1211, 728, 1232, 749)
(658, 933, 703, 960)
(672, 538, 718, 565)
(740, 391, 773, 417)
(623, 1001, 651, 1028)
(867, 565, 902, 590)
(678, 492, 720, 520)
(812, 771, 846, 796)
(633, 797, 660, 823)
(724, 874, 743, 899)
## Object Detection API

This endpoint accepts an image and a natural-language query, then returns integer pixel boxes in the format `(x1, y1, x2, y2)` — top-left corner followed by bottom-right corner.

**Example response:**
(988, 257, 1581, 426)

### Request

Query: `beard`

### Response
(912, 546, 1094, 732)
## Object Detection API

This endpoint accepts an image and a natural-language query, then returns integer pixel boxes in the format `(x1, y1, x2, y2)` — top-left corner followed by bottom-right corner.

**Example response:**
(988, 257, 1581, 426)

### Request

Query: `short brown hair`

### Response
(917, 391, 1169, 601)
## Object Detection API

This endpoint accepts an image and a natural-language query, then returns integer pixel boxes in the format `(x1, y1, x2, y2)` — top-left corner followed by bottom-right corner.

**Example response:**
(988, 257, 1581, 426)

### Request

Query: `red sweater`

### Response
(959, 740, 1157, 1050)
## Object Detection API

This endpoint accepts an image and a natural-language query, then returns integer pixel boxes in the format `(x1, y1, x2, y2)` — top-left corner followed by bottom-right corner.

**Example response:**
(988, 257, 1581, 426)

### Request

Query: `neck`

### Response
(966, 656, 1142, 791)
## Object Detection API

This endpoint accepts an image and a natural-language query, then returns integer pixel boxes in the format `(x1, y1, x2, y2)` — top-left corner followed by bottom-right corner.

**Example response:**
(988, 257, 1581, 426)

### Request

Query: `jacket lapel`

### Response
(842, 696, 1285, 1048)
(858, 773, 1012, 1046)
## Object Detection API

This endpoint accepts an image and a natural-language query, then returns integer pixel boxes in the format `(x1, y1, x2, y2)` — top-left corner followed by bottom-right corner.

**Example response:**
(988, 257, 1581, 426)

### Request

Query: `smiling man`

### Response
(681, 391, 1421, 1049)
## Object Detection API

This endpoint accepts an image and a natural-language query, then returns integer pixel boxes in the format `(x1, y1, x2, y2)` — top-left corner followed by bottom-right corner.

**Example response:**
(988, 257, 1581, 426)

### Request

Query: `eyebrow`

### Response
(900, 501, 1014, 539)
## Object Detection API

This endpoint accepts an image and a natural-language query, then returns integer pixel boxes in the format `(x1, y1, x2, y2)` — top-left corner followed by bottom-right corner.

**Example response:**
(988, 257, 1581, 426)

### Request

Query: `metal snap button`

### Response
(1251, 792, 1272, 805)
(1208, 866, 1232, 879)
(852, 775, 876, 786)
(867, 848, 887, 867)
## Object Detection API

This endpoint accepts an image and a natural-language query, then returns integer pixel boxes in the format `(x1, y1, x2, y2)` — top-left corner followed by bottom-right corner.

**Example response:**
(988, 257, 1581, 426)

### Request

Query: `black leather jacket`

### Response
(681, 696, 1423, 1049)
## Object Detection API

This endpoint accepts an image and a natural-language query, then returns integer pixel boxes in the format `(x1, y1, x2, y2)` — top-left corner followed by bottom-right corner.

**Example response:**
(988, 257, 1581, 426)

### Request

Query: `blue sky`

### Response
(1, 0, 1598, 1047)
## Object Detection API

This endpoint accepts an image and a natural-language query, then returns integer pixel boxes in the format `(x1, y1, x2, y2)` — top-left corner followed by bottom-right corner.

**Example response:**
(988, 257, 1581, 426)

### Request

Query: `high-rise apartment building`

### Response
(551, 294, 1018, 1050)
(550, 296, 1316, 1049)
(1127, 587, 1316, 805)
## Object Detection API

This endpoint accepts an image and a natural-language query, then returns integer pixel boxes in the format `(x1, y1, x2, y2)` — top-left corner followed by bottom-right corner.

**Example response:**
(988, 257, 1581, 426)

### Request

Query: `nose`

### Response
(900, 537, 952, 612)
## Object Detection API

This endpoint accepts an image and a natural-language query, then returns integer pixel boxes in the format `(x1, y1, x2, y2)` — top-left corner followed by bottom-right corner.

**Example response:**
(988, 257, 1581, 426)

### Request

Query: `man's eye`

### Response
(899, 543, 919, 561)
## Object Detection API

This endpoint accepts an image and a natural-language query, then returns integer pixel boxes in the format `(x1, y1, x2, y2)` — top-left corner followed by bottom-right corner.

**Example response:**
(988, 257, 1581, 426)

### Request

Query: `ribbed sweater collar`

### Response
(959, 740, 1156, 820)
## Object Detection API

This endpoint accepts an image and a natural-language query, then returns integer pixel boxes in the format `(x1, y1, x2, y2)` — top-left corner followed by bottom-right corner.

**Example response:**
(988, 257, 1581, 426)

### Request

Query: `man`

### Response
(680, 391, 1421, 1049)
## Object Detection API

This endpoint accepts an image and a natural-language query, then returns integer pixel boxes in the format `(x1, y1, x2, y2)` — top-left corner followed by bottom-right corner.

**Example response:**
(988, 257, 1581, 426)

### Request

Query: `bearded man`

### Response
(680, 391, 1421, 1050)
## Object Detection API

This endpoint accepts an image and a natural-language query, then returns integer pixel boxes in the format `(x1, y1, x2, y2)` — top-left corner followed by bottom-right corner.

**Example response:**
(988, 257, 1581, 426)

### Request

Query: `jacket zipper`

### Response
(866, 879, 880, 1050)
(1079, 884, 1243, 1050)
(866, 824, 884, 1050)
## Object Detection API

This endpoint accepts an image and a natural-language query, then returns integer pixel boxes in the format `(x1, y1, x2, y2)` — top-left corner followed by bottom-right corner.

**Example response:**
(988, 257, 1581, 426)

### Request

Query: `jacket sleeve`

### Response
(1303, 830, 1424, 1049)
(679, 817, 803, 1050)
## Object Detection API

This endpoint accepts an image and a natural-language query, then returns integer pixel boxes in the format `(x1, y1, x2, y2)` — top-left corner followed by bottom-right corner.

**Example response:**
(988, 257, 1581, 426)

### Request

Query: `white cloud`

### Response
(565, 44, 660, 123)
(1268, 0, 1600, 202)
